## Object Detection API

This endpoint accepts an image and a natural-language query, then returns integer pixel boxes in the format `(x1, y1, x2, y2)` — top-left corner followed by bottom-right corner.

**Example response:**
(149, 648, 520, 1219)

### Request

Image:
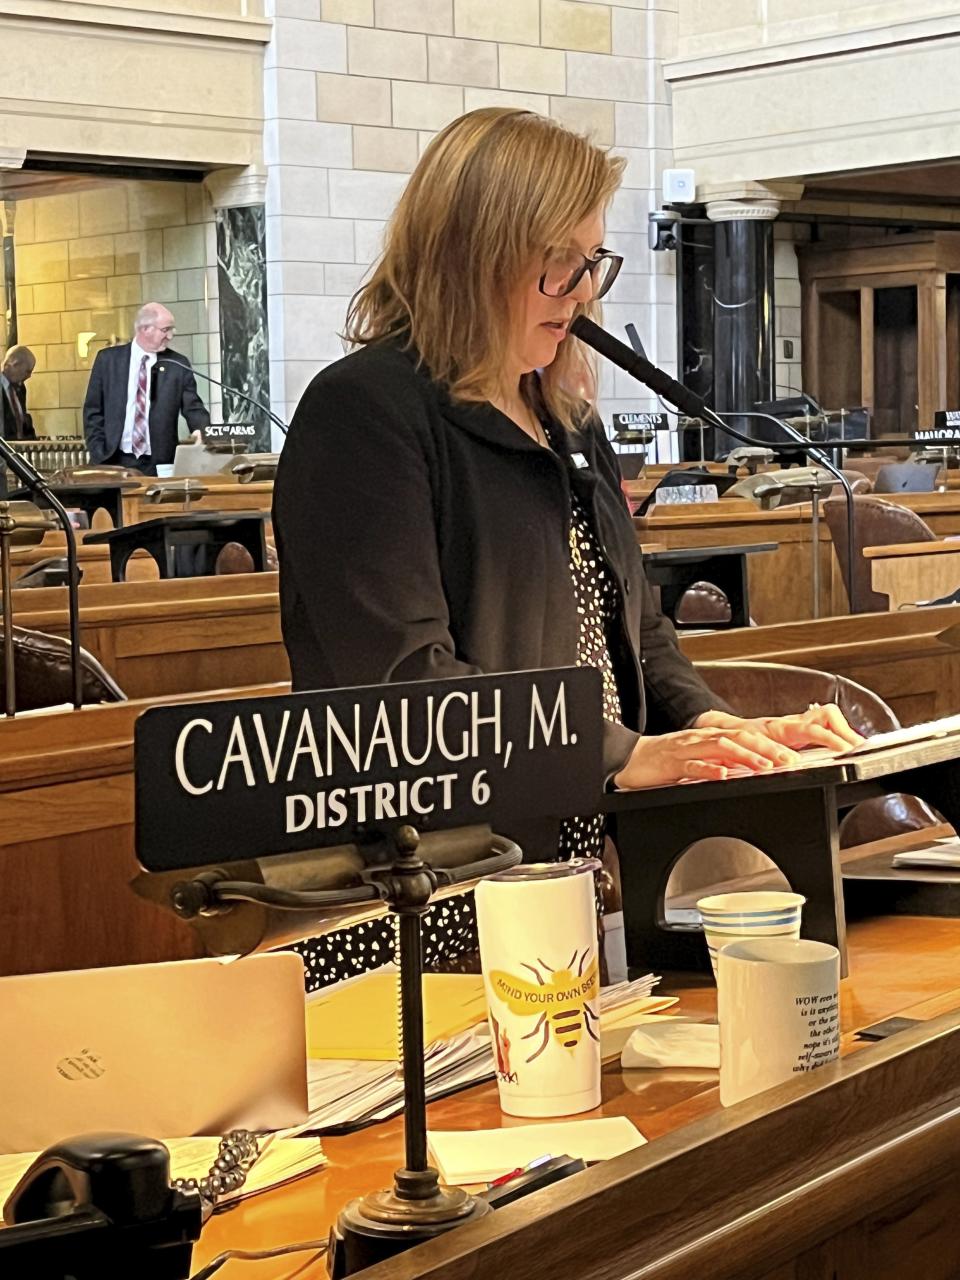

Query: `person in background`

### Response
(82, 302, 209, 476)
(0, 345, 37, 442)
(273, 109, 862, 986)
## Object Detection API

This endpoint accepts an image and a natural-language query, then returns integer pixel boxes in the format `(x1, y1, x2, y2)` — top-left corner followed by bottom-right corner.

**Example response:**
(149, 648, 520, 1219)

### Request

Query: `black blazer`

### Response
(82, 343, 210, 464)
(1, 379, 35, 442)
(274, 344, 724, 805)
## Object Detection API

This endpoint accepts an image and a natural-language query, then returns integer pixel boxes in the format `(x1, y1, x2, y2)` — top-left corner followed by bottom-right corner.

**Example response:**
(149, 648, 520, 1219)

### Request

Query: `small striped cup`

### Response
(696, 891, 805, 980)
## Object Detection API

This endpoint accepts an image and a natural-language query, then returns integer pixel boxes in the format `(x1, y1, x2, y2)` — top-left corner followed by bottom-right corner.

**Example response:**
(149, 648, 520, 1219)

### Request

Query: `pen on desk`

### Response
(486, 1154, 554, 1188)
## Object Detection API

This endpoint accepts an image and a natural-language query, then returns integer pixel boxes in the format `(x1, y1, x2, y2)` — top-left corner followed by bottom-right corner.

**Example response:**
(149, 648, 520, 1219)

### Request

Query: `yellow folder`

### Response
(305, 970, 489, 1061)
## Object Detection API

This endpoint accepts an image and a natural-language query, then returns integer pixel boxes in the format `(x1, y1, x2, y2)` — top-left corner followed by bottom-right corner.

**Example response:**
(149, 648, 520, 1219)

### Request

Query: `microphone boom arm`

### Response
(160, 359, 288, 439)
(569, 314, 859, 613)
(0, 439, 83, 708)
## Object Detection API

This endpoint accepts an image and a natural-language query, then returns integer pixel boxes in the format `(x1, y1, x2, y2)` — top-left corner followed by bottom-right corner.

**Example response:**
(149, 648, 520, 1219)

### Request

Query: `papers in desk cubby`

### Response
(293, 970, 667, 1135)
(892, 836, 960, 869)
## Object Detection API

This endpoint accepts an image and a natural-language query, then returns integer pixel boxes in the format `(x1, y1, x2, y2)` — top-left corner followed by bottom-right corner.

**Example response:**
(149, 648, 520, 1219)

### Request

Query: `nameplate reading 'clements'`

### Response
(135, 668, 603, 871)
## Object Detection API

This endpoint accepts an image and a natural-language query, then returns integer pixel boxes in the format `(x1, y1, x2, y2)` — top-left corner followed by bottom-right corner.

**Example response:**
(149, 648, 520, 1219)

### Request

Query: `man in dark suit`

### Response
(82, 302, 210, 476)
(1, 345, 37, 442)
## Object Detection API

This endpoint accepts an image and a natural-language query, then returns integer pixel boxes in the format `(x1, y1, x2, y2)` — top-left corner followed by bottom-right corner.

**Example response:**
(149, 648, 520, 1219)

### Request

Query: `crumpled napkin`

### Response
(621, 1020, 719, 1070)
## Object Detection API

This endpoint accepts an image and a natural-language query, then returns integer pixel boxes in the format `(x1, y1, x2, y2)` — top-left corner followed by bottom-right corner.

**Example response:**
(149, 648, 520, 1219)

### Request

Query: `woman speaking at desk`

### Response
(274, 107, 859, 867)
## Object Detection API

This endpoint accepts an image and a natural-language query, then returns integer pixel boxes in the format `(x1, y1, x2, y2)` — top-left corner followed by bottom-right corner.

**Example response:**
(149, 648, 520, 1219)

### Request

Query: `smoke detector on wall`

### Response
(662, 169, 696, 204)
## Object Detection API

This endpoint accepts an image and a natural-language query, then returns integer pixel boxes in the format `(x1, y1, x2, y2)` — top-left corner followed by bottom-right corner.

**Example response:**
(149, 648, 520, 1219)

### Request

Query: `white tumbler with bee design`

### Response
(475, 858, 602, 1117)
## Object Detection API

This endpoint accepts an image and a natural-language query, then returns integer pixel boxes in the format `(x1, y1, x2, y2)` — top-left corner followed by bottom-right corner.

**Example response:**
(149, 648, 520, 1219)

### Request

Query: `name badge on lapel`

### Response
(571, 452, 589, 470)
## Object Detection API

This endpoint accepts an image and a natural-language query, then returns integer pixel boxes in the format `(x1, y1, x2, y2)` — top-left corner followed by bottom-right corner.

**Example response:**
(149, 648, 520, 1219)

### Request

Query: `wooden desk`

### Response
(8, 572, 289, 699)
(6, 605, 960, 976)
(124, 478, 274, 527)
(679, 604, 960, 728)
(866, 539, 960, 609)
(10, 530, 163, 585)
(190, 859, 960, 1280)
(635, 491, 960, 624)
(643, 541, 776, 629)
(0, 683, 287, 976)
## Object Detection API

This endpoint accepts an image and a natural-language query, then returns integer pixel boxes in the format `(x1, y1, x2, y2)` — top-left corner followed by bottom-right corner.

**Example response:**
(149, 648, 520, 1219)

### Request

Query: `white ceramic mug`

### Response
(475, 859, 602, 1118)
(697, 891, 805, 979)
(718, 936, 840, 1107)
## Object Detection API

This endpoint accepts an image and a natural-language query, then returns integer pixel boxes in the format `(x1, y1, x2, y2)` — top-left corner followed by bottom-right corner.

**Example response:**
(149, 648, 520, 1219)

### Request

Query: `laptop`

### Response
(0, 953, 308, 1155)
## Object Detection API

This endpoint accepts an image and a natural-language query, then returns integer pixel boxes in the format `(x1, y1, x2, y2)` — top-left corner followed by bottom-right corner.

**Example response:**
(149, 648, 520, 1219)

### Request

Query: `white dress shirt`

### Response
(121, 340, 157, 455)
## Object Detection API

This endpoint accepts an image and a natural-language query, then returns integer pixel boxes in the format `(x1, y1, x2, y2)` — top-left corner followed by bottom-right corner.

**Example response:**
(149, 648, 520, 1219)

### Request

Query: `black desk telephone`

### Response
(0, 1133, 203, 1279)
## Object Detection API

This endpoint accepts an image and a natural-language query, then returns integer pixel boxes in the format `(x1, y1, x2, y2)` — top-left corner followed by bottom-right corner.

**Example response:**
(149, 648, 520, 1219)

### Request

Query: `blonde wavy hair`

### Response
(345, 108, 625, 431)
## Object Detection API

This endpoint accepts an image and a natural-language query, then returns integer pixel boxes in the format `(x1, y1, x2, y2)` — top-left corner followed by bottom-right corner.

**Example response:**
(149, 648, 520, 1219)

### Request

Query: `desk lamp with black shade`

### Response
(124, 668, 601, 1276)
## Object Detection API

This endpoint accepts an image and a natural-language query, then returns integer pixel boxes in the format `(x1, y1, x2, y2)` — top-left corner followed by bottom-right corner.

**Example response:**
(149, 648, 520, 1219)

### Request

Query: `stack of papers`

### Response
(0, 1135, 326, 1211)
(294, 968, 671, 1135)
(892, 836, 960, 869)
(427, 1116, 646, 1185)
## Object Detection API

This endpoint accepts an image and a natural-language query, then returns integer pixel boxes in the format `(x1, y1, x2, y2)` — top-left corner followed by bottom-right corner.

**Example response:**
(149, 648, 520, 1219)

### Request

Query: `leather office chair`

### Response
(0, 626, 125, 712)
(823, 495, 938, 614)
(659, 660, 939, 895)
(674, 581, 732, 627)
(695, 659, 897, 736)
(213, 541, 278, 574)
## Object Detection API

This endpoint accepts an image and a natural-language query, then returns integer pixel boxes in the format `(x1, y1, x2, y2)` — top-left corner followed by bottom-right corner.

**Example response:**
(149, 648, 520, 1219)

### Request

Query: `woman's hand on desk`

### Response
(611, 704, 864, 789)
(696, 705, 865, 753)
(612, 725, 801, 790)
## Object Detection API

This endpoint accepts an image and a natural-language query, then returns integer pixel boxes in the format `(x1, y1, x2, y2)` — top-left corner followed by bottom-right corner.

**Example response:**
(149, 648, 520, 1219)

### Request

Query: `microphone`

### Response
(571, 315, 707, 422)
(159, 358, 288, 438)
(571, 315, 860, 612)
(0, 439, 83, 708)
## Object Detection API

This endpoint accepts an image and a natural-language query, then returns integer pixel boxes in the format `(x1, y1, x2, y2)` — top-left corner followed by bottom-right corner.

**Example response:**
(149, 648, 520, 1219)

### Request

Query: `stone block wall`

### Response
(10, 180, 220, 437)
(263, 0, 682, 444)
(774, 221, 802, 399)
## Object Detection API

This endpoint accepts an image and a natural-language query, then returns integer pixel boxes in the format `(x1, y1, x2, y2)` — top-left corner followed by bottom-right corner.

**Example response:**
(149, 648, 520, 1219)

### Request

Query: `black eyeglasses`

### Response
(539, 247, 624, 300)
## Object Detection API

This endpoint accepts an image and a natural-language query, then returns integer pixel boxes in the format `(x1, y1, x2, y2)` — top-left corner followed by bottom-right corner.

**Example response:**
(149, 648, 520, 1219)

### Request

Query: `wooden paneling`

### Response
(634, 491, 960, 624)
(799, 235, 960, 432)
(680, 606, 960, 726)
(866, 539, 960, 609)
(9, 571, 289, 698)
(0, 684, 286, 976)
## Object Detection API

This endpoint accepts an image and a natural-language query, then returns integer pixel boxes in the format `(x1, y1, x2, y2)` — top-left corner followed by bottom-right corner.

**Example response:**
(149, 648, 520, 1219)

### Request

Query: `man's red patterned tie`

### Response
(132, 354, 149, 457)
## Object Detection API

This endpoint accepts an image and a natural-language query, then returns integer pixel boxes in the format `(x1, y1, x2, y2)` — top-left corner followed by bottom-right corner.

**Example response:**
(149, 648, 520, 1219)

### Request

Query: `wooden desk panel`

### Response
(0, 685, 288, 976)
(866, 539, 960, 609)
(9, 572, 289, 698)
(637, 491, 960, 624)
(190, 882, 960, 1280)
(679, 606, 960, 727)
(121, 478, 274, 527)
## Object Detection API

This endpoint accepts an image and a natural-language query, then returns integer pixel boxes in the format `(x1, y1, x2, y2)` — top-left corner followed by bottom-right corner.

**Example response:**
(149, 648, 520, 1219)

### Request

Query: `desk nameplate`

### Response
(135, 668, 602, 871)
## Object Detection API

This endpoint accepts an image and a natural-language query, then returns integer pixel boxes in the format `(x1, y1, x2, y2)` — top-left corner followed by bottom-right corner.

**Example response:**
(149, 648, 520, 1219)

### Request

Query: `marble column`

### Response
(687, 181, 803, 458)
(204, 166, 272, 452)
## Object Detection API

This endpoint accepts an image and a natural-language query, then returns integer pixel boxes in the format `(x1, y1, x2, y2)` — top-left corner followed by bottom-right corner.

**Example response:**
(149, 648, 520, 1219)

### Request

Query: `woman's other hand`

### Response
(697, 705, 865, 753)
(612, 703, 865, 790)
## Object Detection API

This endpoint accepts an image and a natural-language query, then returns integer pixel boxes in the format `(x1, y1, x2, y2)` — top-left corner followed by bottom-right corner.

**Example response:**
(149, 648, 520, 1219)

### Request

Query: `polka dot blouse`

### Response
(292, 445, 624, 990)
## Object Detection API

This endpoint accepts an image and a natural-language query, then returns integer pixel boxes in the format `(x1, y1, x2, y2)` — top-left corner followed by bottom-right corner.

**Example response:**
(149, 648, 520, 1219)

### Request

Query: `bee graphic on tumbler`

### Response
(490, 948, 599, 1064)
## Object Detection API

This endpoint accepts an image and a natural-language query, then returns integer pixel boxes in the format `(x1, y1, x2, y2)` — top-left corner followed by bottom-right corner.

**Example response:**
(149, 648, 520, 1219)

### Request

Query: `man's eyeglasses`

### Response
(539, 247, 624, 300)
(150, 324, 176, 335)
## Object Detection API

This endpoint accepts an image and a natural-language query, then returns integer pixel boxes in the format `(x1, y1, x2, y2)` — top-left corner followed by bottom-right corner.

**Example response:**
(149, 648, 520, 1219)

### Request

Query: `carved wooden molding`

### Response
(0, 0, 271, 44)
